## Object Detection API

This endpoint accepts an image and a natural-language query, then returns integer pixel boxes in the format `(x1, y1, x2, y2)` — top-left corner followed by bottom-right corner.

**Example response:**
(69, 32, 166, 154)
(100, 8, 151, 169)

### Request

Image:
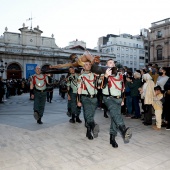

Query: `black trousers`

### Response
(144, 104, 153, 124)
(47, 91, 53, 102)
(164, 94, 170, 125)
(141, 99, 146, 113)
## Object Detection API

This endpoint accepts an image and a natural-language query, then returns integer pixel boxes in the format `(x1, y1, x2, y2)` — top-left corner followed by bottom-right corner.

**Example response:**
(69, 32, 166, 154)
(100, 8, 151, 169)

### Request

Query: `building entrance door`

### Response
(7, 63, 22, 79)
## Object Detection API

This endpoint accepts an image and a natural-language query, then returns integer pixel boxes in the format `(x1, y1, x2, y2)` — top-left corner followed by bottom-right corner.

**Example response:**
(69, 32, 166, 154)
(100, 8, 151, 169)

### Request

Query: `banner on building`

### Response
(26, 64, 37, 79)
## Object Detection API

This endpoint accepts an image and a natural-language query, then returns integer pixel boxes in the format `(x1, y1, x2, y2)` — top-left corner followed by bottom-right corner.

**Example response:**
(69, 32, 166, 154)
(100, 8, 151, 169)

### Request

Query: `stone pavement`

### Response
(0, 89, 170, 170)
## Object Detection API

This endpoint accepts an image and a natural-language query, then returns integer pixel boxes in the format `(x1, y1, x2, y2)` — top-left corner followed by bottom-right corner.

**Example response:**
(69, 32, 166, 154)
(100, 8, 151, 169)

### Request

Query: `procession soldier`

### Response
(46, 74, 54, 103)
(102, 59, 132, 148)
(67, 67, 82, 123)
(30, 66, 48, 124)
(77, 61, 99, 140)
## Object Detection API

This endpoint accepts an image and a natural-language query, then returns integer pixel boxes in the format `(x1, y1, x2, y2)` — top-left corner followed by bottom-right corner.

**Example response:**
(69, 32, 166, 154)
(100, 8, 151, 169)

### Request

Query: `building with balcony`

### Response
(98, 32, 147, 71)
(149, 18, 170, 67)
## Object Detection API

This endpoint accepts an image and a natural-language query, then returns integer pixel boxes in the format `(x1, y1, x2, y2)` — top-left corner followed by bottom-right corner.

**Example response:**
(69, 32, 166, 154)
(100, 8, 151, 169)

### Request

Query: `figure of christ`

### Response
(49, 51, 100, 69)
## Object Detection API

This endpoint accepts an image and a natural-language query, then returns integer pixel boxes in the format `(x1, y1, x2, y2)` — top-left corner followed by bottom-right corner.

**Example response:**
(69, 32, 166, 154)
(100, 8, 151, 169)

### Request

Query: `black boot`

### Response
(91, 122, 99, 138)
(67, 108, 71, 117)
(104, 111, 108, 118)
(110, 134, 112, 144)
(110, 134, 118, 148)
(37, 118, 43, 124)
(119, 125, 132, 143)
(34, 110, 40, 120)
(69, 114, 75, 123)
(86, 127, 93, 140)
(76, 116, 82, 123)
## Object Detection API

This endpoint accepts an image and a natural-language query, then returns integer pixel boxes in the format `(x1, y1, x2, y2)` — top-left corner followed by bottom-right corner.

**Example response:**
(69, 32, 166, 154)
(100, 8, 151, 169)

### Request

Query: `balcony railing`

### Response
(151, 18, 170, 27)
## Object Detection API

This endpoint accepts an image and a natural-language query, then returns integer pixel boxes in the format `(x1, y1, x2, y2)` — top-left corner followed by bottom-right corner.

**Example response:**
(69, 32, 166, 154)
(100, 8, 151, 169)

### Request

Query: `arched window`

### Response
(156, 45, 163, 60)
(7, 63, 22, 79)
(7, 63, 21, 70)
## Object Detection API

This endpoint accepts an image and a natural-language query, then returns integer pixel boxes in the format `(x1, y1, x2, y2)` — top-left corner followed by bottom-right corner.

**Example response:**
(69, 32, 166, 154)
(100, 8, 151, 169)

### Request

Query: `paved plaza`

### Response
(0, 89, 170, 170)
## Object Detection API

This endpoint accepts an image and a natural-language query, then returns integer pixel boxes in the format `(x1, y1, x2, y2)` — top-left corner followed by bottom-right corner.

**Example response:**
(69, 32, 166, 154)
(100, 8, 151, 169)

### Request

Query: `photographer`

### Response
(67, 67, 82, 123)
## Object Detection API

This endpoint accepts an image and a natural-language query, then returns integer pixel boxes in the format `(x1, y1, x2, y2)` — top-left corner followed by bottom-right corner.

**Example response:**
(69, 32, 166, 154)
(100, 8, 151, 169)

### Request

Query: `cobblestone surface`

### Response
(0, 89, 170, 170)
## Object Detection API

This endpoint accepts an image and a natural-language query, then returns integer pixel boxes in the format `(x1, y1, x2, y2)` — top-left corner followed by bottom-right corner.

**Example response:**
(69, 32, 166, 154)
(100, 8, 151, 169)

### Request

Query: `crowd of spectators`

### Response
(0, 78, 31, 103)
(98, 64, 170, 131)
(123, 64, 170, 130)
(0, 76, 60, 103)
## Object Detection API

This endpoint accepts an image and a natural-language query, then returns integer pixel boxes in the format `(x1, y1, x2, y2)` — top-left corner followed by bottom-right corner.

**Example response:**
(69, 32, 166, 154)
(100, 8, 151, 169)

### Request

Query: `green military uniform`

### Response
(31, 74, 48, 120)
(102, 72, 132, 147)
(67, 73, 81, 123)
(78, 72, 99, 139)
(47, 76, 54, 103)
(67, 99, 71, 117)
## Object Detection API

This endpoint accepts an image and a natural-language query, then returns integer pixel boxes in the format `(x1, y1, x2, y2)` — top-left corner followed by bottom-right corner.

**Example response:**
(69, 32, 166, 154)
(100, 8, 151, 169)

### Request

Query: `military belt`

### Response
(103, 94, 121, 99)
(81, 94, 97, 98)
(34, 88, 47, 92)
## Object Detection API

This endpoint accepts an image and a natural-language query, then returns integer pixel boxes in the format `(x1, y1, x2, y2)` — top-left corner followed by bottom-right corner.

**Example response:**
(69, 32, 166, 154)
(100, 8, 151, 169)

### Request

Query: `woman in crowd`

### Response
(140, 69, 148, 119)
(156, 67, 169, 93)
(156, 67, 169, 127)
(139, 73, 155, 126)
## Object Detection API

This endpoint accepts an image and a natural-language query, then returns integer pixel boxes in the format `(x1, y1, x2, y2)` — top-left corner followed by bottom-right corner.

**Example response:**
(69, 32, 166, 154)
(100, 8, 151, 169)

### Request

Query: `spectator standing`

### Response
(125, 74, 133, 117)
(127, 72, 142, 119)
(149, 65, 159, 84)
(140, 73, 155, 126)
(156, 67, 169, 127)
(156, 67, 169, 92)
(152, 86, 163, 130)
(0, 77, 5, 103)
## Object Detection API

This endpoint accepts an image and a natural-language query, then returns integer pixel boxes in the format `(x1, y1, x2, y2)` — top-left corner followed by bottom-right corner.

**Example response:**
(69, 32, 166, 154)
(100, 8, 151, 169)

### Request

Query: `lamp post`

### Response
(0, 60, 7, 78)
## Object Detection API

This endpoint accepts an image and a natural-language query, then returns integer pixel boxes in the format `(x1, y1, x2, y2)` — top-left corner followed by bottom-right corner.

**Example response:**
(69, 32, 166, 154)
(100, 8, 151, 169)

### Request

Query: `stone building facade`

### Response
(149, 18, 170, 67)
(0, 24, 115, 80)
(98, 33, 146, 71)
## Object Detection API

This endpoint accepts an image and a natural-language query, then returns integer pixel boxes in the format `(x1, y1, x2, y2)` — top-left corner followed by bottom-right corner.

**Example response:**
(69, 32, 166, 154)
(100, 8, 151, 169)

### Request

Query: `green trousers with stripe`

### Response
(81, 96, 97, 128)
(34, 90, 47, 118)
